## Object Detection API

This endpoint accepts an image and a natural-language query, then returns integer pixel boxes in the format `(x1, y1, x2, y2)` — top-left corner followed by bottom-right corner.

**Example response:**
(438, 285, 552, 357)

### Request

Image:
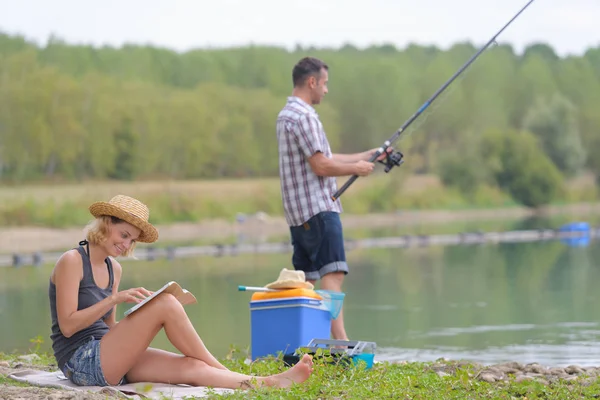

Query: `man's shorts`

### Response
(289, 211, 349, 281)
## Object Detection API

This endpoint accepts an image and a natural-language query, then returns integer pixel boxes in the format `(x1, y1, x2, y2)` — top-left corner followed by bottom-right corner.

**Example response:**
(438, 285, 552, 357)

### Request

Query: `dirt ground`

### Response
(0, 384, 112, 400)
(3, 358, 600, 399)
(2, 203, 600, 255)
(0, 361, 112, 400)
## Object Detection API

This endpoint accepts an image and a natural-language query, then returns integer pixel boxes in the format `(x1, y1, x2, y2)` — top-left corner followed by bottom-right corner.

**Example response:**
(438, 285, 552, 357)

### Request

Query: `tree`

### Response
(0, 33, 598, 188)
(437, 130, 490, 196)
(481, 128, 564, 208)
(523, 93, 586, 177)
(109, 116, 138, 180)
(522, 43, 559, 64)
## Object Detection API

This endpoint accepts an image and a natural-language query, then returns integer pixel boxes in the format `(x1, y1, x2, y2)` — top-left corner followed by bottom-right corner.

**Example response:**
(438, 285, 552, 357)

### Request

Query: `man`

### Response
(276, 56, 389, 340)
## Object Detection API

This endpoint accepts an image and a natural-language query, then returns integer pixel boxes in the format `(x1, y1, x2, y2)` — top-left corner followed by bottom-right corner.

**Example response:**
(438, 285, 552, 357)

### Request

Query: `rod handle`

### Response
(332, 147, 384, 201)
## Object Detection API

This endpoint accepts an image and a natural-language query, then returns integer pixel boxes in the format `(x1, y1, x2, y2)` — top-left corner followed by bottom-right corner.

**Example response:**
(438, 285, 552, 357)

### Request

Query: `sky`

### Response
(0, 0, 598, 57)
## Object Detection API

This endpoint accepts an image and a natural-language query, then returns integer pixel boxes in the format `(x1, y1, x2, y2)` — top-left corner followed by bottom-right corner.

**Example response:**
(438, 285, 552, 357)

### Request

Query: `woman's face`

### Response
(104, 220, 141, 257)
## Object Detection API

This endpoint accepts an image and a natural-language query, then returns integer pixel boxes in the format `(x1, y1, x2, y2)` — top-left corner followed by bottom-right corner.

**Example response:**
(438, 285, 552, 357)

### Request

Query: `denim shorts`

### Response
(62, 337, 127, 387)
(290, 211, 349, 281)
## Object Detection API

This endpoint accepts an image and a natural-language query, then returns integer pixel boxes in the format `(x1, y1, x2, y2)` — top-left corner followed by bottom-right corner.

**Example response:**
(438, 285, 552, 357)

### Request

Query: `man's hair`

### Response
(85, 215, 137, 257)
(292, 57, 328, 87)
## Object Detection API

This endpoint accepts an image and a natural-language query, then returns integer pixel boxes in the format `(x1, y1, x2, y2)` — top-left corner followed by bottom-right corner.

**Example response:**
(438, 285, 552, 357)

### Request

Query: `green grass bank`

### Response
(1, 174, 598, 228)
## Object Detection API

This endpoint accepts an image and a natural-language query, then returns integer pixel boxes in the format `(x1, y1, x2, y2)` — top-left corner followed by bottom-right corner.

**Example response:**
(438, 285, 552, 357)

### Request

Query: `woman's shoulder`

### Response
(54, 249, 83, 273)
(57, 249, 83, 265)
(50, 249, 84, 283)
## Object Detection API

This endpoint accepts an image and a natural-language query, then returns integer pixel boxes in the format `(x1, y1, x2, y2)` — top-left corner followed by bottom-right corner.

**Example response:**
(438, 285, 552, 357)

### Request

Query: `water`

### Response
(1, 229, 599, 368)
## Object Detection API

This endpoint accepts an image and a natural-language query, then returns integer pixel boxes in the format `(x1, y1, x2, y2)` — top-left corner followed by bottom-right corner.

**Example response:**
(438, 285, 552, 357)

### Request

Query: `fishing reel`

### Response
(378, 148, 404, 173)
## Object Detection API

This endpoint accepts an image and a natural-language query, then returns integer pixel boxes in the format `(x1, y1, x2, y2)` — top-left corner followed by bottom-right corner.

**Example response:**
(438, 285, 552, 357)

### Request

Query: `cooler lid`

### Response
(251, 288, 323, 301)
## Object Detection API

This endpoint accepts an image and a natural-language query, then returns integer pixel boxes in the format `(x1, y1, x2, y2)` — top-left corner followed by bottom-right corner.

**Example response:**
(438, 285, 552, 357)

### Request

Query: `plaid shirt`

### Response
(276, 96, 343, 227)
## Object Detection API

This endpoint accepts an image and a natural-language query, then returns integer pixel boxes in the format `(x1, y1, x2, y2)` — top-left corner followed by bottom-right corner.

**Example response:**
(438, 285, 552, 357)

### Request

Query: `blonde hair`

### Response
(84, 215, 137, 257)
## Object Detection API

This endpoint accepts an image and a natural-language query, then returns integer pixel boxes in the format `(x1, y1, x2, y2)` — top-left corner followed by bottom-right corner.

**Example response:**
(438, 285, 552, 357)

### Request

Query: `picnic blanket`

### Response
(7, 369, 234, 399)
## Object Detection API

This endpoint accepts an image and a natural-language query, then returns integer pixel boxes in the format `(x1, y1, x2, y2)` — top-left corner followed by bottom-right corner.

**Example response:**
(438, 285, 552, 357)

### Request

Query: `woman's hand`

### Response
(113, 287, 153, 304)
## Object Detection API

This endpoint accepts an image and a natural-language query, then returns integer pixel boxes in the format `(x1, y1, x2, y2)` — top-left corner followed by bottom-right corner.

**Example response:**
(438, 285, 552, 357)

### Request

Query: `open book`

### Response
(124, 281, 197, 317)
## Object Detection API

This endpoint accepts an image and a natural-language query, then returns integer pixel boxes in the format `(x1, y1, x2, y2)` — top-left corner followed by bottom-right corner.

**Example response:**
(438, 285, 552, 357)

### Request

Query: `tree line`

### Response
(1, 32, 599, 206)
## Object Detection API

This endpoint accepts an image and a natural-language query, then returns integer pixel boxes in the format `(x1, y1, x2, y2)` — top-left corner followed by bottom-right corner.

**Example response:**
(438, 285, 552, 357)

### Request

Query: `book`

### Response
(123, 281, 197, 317)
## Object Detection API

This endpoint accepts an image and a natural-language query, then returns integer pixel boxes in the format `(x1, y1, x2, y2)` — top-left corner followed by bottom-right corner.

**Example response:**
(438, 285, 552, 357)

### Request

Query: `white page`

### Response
(123, 281, 175, 317)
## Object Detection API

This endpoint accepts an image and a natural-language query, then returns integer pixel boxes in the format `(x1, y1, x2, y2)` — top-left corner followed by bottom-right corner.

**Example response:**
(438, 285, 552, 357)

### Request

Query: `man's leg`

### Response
(290, 212, 349, 340)
(320, 272, 348, 340)
(312, 212, 349, 341)
(289, 216, 321, 282)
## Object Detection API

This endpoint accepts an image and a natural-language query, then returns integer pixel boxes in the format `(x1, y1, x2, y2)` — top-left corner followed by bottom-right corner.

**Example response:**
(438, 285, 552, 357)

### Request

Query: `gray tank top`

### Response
(48, 240, 114, 371)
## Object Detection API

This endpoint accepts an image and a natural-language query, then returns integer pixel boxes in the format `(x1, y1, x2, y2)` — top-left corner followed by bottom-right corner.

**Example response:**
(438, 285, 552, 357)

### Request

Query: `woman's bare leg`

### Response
(125, 348, 314, 390)
(100, 292, 314, 389)
(100, 292, 228, 385)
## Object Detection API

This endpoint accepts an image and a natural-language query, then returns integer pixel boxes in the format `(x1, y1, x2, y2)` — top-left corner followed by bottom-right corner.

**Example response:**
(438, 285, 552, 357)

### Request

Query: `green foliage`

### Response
(109, 117, 138, 180)
(0, 336, 56, 365)
(0, 176, 512, 227)
(481, 128, 564, 208)
(208, 356, 600, 399)
(10, 346, 600, 400)
(586, 137, 600, 186)
(0, 33, 599, 207)
(437, 130, 492, 197)
(523, 92, 586, 177)
(28, 336, 44, 355)
(438, 153, 485, 196)
(4, 355, 599, 400)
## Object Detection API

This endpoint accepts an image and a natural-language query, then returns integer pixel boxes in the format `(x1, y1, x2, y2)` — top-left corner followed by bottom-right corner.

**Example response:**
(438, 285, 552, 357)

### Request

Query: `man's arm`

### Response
(332, 151, 371, 163)
(308, 152, 374, 177)
(293, 115, 387, 178)
(332, 147, 393, 164)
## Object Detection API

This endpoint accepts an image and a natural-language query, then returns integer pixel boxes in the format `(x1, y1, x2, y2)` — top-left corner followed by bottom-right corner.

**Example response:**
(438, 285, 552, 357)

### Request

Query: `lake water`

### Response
(1, 222, 599, 368)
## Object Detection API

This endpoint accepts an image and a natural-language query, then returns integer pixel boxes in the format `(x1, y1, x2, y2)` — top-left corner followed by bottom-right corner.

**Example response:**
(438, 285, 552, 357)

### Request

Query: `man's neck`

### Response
(291, 89, 312, 106)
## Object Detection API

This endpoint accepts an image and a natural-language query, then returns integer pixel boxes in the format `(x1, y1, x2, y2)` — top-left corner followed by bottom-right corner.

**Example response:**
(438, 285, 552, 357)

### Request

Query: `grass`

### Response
(0, 174, 598, 228)
(2, 344, 600, 399)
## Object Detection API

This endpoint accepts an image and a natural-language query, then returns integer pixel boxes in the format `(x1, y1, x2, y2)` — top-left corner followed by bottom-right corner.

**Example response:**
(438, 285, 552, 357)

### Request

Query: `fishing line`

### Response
(332, 0, 535, 202)
(399, 41, 499, 142)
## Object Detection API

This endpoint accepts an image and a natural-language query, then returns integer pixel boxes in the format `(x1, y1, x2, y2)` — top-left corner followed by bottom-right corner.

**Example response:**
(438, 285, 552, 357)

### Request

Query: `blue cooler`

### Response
(249, 288, 331, 360)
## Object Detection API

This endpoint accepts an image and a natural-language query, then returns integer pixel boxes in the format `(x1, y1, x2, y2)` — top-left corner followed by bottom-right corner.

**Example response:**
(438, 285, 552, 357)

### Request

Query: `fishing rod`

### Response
(238, 285, 278, 292)
(331, 0, 536, 202)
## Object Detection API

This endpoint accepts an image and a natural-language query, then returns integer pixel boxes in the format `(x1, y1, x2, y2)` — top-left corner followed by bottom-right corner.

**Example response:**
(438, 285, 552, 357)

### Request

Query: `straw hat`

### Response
(265, 268, 314, 290)
(88, 195, 159, 243)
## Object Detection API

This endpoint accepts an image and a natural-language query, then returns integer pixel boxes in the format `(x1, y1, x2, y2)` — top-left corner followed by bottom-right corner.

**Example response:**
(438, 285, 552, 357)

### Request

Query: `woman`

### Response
(49, 194, 313, 389)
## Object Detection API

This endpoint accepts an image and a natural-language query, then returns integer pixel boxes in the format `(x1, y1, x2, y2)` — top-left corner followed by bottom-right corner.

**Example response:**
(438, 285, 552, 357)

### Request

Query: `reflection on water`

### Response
(419, 323, 541, 337)
(1, 225, 599, 368)
(381, 322, 600, 367)
(378, 342, 600, 368)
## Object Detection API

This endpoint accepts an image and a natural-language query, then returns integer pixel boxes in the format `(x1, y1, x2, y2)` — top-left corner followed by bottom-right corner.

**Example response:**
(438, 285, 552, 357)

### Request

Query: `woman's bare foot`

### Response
(258, 354, 314, 388)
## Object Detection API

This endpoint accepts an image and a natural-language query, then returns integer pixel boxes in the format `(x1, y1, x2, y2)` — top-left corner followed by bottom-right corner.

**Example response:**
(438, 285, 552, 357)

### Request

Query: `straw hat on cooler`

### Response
(88, 195, 159, 243)
(265, 268, 314, 290)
